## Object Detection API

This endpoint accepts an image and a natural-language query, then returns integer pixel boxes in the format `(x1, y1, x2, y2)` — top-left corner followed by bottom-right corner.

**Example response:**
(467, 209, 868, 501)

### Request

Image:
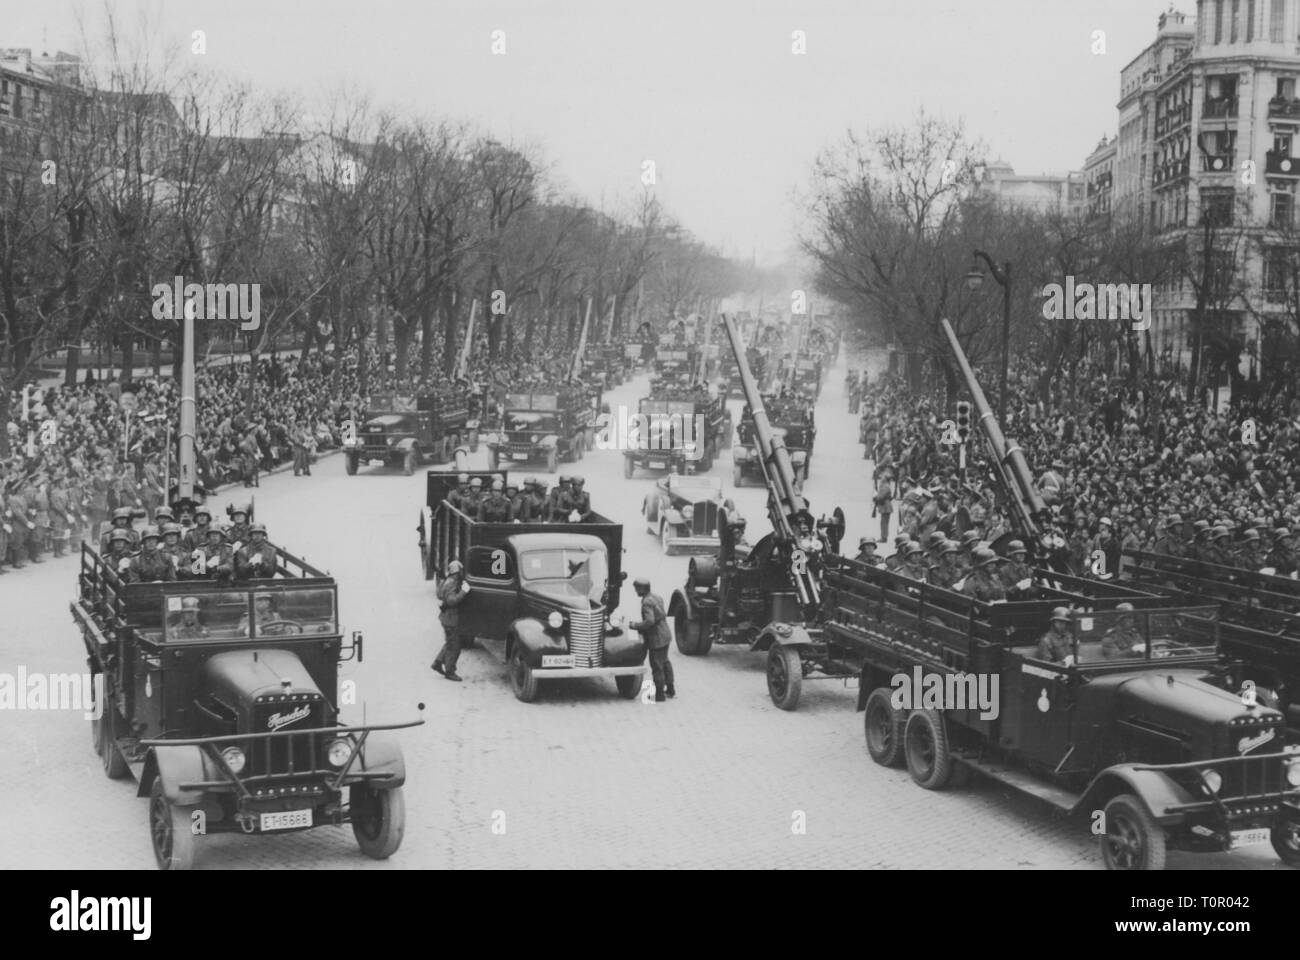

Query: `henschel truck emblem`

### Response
(1237, 728, 1275, 754)
(267, 704, 311, 731)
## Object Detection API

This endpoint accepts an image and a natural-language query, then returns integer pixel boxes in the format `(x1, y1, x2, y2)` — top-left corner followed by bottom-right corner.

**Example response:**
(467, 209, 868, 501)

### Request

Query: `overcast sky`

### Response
(7, 0, 1183, 265)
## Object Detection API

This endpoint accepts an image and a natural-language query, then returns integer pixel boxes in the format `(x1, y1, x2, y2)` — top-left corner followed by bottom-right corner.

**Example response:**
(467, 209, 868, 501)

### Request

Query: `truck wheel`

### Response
(149, 781, 195, 870)
(1271, 819, 1300, 866)
(545, 448, 558, 474)
(660, 521, 674, 556)
(101, 707, 129, 780)
(402, 450, 417, 476)
(863, 687, 906, 767)
(345, 453, 359, 476)
(615, 674, 644, 699)
(674, 608, 710, 655)
(91, 676, 104, 756)
(1100, 794, 1167, 871)
(904, 709, 952, 789)
(732, 464, 744, 488)
(767, 644, 803, 711)
(510, 648, 539, 702)
(623, 457, 634, 479)
(351, 784, 406, 860)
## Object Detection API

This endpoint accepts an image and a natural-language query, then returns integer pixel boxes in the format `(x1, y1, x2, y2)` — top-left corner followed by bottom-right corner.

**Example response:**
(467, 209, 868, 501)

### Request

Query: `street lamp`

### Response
(966, 250, 1013, 423)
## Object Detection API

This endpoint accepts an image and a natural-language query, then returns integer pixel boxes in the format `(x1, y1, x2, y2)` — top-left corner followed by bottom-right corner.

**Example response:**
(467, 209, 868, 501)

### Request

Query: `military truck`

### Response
(621, 389, 729, 478)
(733, 397, 814, 489)
(72, 309, 421, 870)
(482, 384, 600, 473)
(778, 356, 824, 400)
(343, 388, 473, 476)
(417, 471, 647, 703)
(584, 344, 627, 388)
(651, 347, 696, 387)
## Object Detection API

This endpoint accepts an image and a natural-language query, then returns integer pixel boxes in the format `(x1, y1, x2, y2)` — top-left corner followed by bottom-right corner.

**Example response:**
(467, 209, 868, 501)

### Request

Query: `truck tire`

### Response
(1271, 819, 1300, 866)
(351, 784, 406, 860)
(1100, 794, 1167, 871)
(101, 707, 129, 780)
(149, 781, 195, 870)
(767, 644, 803, 711)
(615, 674, 644, 699)
(91, 676, 104, 756)
(674, 608, 710, 656)
(402, 450, 417, 476)
(545, 448, 558, 474)
(624, 457, 634, 479)
(904, 709, 952, 789)
(345, 453, 359, 475)
(510, 648, 539, 702)
(863, 687, 906, 767)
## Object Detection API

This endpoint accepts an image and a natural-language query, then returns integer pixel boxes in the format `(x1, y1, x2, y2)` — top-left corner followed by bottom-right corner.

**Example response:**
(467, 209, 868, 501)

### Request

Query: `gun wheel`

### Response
(1100, 794, 1166, 870)
(766, 644, 803, 711)
(674, 608, 710, 655)
(149, 782, 195, 870)
(351, 784, 406, 860)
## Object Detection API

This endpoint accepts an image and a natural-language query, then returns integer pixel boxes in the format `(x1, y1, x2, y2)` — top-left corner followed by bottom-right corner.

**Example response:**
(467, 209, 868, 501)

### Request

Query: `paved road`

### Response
(0, 347, 1285, 869)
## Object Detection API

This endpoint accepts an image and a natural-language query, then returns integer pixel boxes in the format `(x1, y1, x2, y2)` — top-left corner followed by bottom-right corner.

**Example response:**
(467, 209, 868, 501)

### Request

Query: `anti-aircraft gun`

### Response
(667, 312, 843, 710)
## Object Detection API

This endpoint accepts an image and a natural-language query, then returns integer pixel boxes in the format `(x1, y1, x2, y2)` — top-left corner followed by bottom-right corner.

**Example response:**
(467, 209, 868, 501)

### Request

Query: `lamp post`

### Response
(965, 250, 1013, 422)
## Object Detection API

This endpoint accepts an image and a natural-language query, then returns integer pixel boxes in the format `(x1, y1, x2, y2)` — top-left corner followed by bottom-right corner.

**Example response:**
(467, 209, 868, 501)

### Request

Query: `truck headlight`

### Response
(221, 746, 246, 774)
(531, 434, 540, 444)
(547, 610, 564, 630)
(1286, 758, 1300, 787)
(1200, 769, 1222, 794)
(386, 436, 396, 446)
(682, 505, 694, 521)
(327, 738, 353, 768)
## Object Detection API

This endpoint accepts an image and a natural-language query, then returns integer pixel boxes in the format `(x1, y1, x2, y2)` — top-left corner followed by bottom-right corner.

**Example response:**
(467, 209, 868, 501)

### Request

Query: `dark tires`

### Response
(510, 647, 539, 702)
(863, 687, 906, 767)
(149, 781, 195, 870)
(673, 607, 710, 655)
(766, 644, 803, 711)
(101, 707, 129, 780)
(351, 784, 406, 860)
(1100, 794, 1167, 871)
(615, 674, 644, 699)
(903, 709, 952, 789)
(1270, 818, 1300, 866)
(345, 453, 359, 475)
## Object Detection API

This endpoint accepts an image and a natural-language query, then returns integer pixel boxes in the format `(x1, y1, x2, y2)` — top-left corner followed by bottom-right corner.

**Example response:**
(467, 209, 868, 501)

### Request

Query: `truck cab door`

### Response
(1002, 652, 1080, 772)
(464, 545, 516, 641)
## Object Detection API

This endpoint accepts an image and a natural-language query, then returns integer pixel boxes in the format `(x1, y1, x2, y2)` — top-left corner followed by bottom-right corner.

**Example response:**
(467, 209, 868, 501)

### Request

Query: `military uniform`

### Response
(962, 567, 1007, 602)
(1036, 627, 1073, 664)
(8, 489, 35, 564)
(928, 560, 961, 589)
(854, 549, 883, 566)
(48, 481, 71, 557)
(477, 493, 512, 523)
(128, 548, 177, 583)
(569, 487, 593, 522)
(433, 572, 471, 678)
(1101, 622, 1144, 659)
(162, 538, 191, 579)
(183, 521, 212, 554)
(548, 485, 576, 522)
(630, 587, 674, 701)
(235, 540, 277, 580)
(202, 540, 236, 582)
(1000, 558, 1033, 591)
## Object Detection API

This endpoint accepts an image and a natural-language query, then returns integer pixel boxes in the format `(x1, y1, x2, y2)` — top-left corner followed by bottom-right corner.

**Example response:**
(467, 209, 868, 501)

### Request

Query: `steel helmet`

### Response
(905, 540, 923, 556)
(1212, 525, 1230, 540)
(109, 528, 131, 544)
(974, 547, 997, 566)
(162, 522, 183, 537)
(447, 560, 464, 574)
(1050, 606, 1072, 623)
(250, 522, 267, 535)
(154, 506, 175, 521)
(960, 530, 980, 546)
(140, 525, 161, 542)
(113, 507, 133, 523)
(206, 525, 226, 539)
(491, 480, 504, 491)
(1007, 540, 1027, 555)
(940, 540, 960, 555)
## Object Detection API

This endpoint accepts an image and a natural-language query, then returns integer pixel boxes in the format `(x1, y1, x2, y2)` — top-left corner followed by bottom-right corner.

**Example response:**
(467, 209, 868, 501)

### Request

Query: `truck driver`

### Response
(1036, 607, 1075, 665)
(172, 596, 209, 640)
(1101, 602, 1144, 659)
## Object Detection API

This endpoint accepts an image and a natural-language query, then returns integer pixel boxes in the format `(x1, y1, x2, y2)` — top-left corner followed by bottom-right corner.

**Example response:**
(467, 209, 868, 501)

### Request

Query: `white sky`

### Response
(5, 0, 1183, 264)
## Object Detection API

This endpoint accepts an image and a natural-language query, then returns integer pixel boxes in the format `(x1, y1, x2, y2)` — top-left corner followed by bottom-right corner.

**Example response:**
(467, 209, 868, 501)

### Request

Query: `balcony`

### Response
(1269, 97, 1300, 120)
(1267, 151, 1300, 176)
(1203, 97, 1239, 119)
(1201, 153, 1235, 173)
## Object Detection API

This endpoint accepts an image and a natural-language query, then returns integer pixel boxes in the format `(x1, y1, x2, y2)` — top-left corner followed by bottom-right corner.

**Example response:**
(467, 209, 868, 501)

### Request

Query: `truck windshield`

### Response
(162, 588, 337, 642)
(519, 548, 608, 607)
(507, 412, 561, 434)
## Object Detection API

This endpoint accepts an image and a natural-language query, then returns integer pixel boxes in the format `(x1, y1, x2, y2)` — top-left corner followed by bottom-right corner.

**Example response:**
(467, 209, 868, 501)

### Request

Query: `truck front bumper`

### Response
(534, 664, 648, 680)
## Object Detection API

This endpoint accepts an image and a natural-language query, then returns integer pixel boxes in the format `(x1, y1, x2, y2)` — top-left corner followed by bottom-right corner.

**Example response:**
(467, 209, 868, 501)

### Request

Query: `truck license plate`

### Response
(512, 452, 529, 460)
(649, 461, 665, 469)
(541, 654, 574, 668)
(260, 809, 312, 832)
(1229, 828, 1271, 849)
(368, 459, 385, 466)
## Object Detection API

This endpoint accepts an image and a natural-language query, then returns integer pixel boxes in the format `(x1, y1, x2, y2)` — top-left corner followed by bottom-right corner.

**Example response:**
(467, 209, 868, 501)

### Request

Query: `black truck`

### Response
(483, 384, 600, 473)
(417, 472, 647, 702)
(343, 389, 473, 476)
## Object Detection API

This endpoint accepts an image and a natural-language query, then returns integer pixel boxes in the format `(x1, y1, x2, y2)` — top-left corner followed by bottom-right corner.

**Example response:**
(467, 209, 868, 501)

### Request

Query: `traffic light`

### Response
(956, 400, 972, 440)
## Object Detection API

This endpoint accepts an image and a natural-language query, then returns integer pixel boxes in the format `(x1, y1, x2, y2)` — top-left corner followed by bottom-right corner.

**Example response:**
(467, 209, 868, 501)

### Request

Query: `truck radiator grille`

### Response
(250, 694, 328, 776)
(693, 501, 719, 536)
(568, 608, 605, 668)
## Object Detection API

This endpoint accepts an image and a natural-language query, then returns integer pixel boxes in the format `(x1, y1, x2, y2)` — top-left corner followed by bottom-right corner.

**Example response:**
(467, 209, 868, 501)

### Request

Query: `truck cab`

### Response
(344, 390, 471, 475)
(484, 386, 598, 473)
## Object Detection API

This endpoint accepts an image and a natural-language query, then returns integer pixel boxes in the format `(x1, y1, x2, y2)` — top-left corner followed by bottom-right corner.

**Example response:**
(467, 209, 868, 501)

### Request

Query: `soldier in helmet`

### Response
(548, 476, 576, 522)
(1101, 602, 1144, 659)
(100, 506, 139, 555)
(161, 522, 189, 578)
(447, 474, 472, 513)
(202, 524, 236, 583)
(228, 504, 252, 548)
(184, 506, 213, 553)
(898, 541, 928, 580)
(171, 596, 209, 640)
(999, 540, 1034, 593)
(478, 480, 513, 522)
(503, 481, 523, 521)
(1202, 525, 1233, 566)
(962, 548, 1008, 602)
(128, 526, 176, 583)
(1036, 607, 1075, 665)
(854, 537, 883, 566)
(927, 540, 963, 589)
(432, 559, 471, 682)
(1154, 515, 1187, 559)
(569, 476, 593, 522)
(956, 530, 982, 579)
(1236, 528, 1267, 570)
(517, 477, 548, 522)
(884, 534, 910, 573)
(236, 522, 276, 580)
(106, 527, 136, 578)
(1267, 526, 1296, 575)
(464, 476, 484, 516)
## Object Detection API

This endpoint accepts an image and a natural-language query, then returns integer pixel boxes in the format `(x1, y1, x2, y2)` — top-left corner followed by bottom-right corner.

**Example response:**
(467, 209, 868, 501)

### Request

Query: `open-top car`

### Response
(642, 473, 725, 555)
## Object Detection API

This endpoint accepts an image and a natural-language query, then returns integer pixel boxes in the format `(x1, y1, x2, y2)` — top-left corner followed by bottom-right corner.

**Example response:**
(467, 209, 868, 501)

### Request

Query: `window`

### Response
(1216, 0, 1226, 41)
(467, 545, 514, 581)
(1264, 249, 1295, 299)
(1272, 0, 1286, 40)
(1249, 0, 1257, 39)
(1202, 187, 1236, 225)
(1232, 0, 1241, 41)
(1276, 133, 1294, 155)
(1272, 191, 1295, 227)
(1281, 77, 1297, 99)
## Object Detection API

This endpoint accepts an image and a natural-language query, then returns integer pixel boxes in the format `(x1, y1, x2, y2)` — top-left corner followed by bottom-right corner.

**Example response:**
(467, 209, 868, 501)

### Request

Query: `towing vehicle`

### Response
(584, 343, 627, 387)
(74, 310, 420, 870)
(642, 473, 725, 555)
(484, 384, 599, 473)
(622, 387, 728, 478)
(652, 346, 697, 387)
(343, 386, 471, 476)
(733, 395, 814, 489)
(779, 355, 824, 400)
(417, 471, 646, 702)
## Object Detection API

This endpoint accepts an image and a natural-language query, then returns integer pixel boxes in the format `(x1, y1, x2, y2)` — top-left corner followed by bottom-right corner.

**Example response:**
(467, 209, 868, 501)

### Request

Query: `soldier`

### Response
(161, 522, 189, 578)
(478, 481, 512, 522)
(962, 548, 1008, 602)
(171, 596, 209, 640)
(114, 461, 142, 518)
(923, 530, 947, 573)
(432, 560, 471, 682)
(927, 540, 963, 589)
(854, 537, 883, 566)
(503, 481, 523, 521)
(1036, 607, 1075, 665)
(1202, 525, 1233, 566)
(227, 504, 252, 548)
(956, 529, 981, 578)
(105, 528, 136, 578)
(47, 471, 72, 558)
(1190, 520, 1213, 561)
(140, 454, 165, 519)
(447, 474, 472, 513)
(884, 534, 910, 572)
(201, 525, 236, 583)
(1101, 603, 1144, 659)
(1267, 526, 1296, 575)
(1000, 540, 1034, 593)
(127, 526, 176, 583)
(291, 419, 314, 476)
(1154, 515, 1187, 558)
(517, 478, 548, 522)
(235, 522, 277, 580)
(629, 576, 674, 702)
(9, 482, 37, 565)
(183, 506, 213, 553)
(463, 476, 484, 516)
(1236, 528, 1267, 570)
(898, 541, 928, 580)
(548, 476, 575, 522)
(569, 476, 593, 522)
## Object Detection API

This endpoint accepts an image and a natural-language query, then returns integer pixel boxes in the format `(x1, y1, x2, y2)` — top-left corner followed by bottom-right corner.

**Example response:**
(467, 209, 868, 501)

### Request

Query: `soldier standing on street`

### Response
(629, 577, 674, 702)
(48, 471, 72, 558)
(432, 560, 470, 682)
(292, 419, 313, 476)
(872, 465, 895, 543)
(9, 482, 37, 565)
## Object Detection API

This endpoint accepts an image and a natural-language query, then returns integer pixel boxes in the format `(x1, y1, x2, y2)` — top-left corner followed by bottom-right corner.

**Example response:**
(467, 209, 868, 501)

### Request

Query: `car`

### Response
(642, 474, 725, 555)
